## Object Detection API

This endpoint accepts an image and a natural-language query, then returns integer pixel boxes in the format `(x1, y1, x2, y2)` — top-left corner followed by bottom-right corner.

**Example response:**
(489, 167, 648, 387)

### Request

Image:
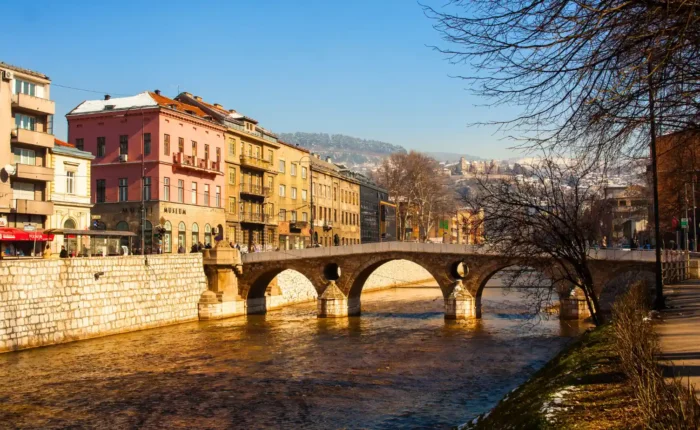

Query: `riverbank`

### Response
(460, 324, 636, 429)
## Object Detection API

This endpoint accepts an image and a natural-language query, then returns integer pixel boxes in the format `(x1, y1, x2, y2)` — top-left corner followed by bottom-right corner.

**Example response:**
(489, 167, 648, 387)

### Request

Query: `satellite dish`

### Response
(3, 164, 15, 175)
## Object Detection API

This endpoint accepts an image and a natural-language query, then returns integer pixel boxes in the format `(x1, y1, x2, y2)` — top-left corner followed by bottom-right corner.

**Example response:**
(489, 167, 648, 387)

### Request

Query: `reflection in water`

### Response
(0, 283, 589, 429)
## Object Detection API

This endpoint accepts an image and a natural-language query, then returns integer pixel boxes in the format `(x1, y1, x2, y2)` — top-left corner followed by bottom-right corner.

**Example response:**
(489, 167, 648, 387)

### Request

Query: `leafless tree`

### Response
(464, 157, 608, 325)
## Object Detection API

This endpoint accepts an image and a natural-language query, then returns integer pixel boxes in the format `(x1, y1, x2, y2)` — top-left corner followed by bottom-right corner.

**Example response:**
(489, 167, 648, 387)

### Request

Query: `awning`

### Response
(0, 228, 53, 242)
(43, 229, 138, 237)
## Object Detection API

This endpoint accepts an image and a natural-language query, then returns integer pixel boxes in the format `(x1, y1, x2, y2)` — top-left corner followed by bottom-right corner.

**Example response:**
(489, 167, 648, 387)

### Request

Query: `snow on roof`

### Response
(69, 92, 157, 114)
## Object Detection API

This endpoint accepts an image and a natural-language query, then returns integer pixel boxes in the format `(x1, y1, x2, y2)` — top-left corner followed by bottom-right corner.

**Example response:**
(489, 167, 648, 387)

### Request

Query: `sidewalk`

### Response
(657, 279, 700, 399)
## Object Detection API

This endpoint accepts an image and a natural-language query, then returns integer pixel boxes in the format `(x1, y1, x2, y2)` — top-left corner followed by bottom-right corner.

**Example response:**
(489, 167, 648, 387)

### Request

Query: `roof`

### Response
(149, 92, 210, 119)
(278, 139, 310, 153)
(0, 62, 50, 80)
(52, 138, 95, 160)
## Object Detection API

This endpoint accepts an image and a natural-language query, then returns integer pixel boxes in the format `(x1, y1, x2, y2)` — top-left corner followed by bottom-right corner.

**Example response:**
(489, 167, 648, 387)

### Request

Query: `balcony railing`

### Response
(239, 212, 270, 224)
(15, 163, 53, 182)
(239, 183, 271, 197)
(230, 122, 263, 138)
(11, 93, 55, 115)
(172, 152, 221, 174)
(11, 128, 54, 149)
(239, 154, 272, 171)
(13, 199, 54, 216)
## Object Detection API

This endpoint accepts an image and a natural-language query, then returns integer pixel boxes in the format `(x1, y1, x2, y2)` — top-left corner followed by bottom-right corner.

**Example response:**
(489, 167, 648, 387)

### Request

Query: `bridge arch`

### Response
(597, 265, 656, 314)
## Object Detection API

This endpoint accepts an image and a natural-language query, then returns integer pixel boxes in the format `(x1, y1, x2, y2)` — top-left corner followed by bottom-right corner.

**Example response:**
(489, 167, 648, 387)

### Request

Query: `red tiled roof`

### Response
(149, 92, 210, 119)
(54, 138, 74, 148)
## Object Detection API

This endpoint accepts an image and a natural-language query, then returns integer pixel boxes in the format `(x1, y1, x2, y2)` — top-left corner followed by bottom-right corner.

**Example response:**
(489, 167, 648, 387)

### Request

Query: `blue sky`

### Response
(2, 0, 521, 159)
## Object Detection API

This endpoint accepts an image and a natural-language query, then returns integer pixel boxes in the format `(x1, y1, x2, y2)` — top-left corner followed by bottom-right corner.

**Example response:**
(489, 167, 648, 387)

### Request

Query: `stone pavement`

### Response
(657, 279, 700, 399)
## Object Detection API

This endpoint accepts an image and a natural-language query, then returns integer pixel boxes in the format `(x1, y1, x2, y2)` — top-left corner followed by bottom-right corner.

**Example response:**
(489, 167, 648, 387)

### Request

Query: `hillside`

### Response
(277, 132, 406, 172)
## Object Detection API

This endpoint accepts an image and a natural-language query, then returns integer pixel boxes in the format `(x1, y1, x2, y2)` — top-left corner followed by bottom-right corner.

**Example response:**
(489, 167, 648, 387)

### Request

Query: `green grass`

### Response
(462, 325, 638, 430)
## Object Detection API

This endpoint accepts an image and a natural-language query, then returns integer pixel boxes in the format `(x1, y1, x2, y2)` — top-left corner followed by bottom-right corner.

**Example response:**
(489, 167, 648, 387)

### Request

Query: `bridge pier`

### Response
(198, 243, 246, 320)
(318, 281, 358, 318)
(559, 298, 591, 320)
(444, 281, 478, 320)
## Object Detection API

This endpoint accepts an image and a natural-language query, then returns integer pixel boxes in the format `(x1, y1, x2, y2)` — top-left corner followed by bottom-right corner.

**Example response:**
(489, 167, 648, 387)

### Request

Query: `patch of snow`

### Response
(70, 92, 157, 114)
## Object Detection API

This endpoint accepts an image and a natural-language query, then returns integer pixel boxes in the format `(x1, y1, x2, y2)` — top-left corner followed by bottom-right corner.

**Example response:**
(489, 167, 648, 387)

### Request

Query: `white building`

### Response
(47, 138, 94, 254)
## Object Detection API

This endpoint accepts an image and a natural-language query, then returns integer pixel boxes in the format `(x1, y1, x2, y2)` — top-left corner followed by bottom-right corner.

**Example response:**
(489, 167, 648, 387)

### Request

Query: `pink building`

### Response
(66, 91, 226, 253)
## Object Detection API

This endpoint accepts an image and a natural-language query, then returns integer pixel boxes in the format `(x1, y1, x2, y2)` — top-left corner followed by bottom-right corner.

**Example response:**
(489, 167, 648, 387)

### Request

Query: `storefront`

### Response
(0, 228, 53, 258)
(44, 229, 138, 256)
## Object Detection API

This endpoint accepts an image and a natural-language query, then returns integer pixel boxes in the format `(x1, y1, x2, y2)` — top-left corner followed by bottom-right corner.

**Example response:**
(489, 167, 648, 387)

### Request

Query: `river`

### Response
(0, 280, 588, 429)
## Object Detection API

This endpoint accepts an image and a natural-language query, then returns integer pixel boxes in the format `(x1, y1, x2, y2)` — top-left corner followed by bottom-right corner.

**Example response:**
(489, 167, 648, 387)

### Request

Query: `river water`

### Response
(0, 282, 588, 429)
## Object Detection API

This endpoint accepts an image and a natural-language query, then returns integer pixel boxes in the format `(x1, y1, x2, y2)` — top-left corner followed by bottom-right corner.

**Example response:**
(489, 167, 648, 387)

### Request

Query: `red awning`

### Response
(0, 228, 53, 242)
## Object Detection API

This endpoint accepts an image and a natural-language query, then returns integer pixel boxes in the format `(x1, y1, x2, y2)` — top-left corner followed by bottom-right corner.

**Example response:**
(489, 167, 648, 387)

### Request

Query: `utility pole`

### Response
(693, 175, 697, 252)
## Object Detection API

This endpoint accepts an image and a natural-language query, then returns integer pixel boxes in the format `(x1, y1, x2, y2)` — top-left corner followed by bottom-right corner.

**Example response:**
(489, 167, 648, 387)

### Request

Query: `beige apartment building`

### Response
(276, 141, 311, 249)
(176, 93, 280, 250)
(0, 62, 55, 231)
(310, 155, 361, 246)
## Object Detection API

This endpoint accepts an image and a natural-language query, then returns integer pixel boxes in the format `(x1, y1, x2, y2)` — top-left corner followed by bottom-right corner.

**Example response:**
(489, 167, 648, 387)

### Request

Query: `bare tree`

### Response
(465, 157, 608, 325)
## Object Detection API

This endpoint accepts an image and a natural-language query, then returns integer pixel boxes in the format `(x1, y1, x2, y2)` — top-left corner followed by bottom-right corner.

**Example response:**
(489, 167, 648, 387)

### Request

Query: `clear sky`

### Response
(1, 0, 522, 159)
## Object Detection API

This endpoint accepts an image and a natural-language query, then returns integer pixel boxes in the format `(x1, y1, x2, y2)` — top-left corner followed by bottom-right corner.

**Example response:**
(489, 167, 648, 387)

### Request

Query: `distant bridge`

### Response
(199, 242, 666, 321)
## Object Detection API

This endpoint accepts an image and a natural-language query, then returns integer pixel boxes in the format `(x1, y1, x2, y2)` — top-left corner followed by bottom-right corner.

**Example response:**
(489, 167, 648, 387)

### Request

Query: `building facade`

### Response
(276, 141, 311, 249)
(0, 62, 55, 230)
(345, 170, 390, 244)
(66, 91, 227, 253)
(310, 155, 361, 246)
(47, 138, 94, 254)
(175, 93, 279, 250)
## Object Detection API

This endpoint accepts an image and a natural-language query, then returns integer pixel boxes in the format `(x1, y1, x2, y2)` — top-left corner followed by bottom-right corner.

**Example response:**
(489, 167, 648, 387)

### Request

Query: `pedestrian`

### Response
(190, 244, 198, 253)
(59, 246, 69, 259)
(178, 244, 185, 254)
(42, 244, 52, 259)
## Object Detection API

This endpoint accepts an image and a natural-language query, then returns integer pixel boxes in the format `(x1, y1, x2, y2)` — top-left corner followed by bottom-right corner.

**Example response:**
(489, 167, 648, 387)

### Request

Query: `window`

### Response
(291, 163, 297, 176)
(335, 209, 338, 223)
(228, 197, 236, 213)
(302, 167, 307, 179)
(119, 135, 128, 155)
(164, 221, 172, 253)
(163, 177, 170, 201)
(204, 144, 210, 160)
(291, 211, 297, 222)
(142, 177, 151, 200)
(191, 182, 197, 204)
(192, 141, 197, 157)
(291, 187, 297, 200)
(312, 183, 316, 196)
(268, 176, 274, 193)
(228, 138, 236, 156)
(204, 184, 210, 206)
(66, 171, 75, 194)
(278, 160, 286, 173)
(301, 189, 307, 202)
(204, 224, 212, 246)
(164, 134, 170, 155)
(228, 167, 236, 185)
(177, 180, 184, 203)
(302, 212, 308, 222)
(178, 137, 184, 153)
(216, 147, 221, 163)
(192, 223, 199, 246)
(279, 184, 286, 197)
(178, 222, 186, 251)
(75, 138, 84, 151)
(15, 113, 36, 131)
(144, 133, 151, 155)
(97, 137, 105, 156)
(118, 178, 128, 201)
(279, 209, 286, 221)
(334, 187, 337, 201)
(268, 149, 273, 163)
(13, 147, 35, 165)
(12, 182, 35, 200)
(96, 179, 106, 203)
(14, 79, 36, 96)
(215, 186, 221, 207)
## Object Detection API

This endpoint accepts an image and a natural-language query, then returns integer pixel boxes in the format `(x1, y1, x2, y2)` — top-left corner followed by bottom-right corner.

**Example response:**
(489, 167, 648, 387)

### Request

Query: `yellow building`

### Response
(310, 155, 361, 246)
(276, 141, 312, 249)
(176, 93, 279, 250)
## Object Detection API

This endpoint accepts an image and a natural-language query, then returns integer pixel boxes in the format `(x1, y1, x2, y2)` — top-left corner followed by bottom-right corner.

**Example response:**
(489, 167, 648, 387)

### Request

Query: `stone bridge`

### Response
(198, 242, 661, 321)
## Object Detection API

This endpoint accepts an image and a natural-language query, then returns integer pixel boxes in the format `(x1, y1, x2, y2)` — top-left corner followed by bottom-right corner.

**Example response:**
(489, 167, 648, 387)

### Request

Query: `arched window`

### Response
(216, 224, 224, 242)
(178, 222, 186, 252)
(204, 224, 212, 246)
(163, 221, 172, 253)
(192, 223, 199, 247)
(64, 218, 77, 229)
(115, 221, 129, 231)
(63, 218, 78, 254)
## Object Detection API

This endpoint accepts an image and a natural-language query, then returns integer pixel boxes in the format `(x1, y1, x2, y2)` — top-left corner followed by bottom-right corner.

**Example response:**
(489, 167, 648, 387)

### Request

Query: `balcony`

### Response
(172, 152, 222, 175)
(11, 128, 54, 149)
(240, 183, 271, 197)
(11, 93, 55, 115)
(13, 199, 54, 216)
(14, 163, 53, 182)
(239, 212, 270, 224)
(240, 155, 272, 172)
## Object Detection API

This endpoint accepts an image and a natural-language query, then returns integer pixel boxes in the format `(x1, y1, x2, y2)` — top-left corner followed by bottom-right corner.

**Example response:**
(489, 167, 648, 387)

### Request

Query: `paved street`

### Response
(658, 279, 700, 399)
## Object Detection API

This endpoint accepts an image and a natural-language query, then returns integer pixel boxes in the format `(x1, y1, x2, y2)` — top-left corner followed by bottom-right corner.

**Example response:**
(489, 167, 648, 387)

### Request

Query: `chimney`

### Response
(326, 156, 332, 163)
(214, 103, 223, 108)
(229, 109, 236, 113)
(154, 89, 161, 95)
(104, 94, 111, 100)
(195, 95, 202, 101)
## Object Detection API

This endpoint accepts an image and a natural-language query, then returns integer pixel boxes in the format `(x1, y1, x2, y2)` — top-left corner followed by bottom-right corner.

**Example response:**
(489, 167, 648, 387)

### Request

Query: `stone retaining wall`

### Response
(275, 259, 435, 305)
(0, 255, 207, 353)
